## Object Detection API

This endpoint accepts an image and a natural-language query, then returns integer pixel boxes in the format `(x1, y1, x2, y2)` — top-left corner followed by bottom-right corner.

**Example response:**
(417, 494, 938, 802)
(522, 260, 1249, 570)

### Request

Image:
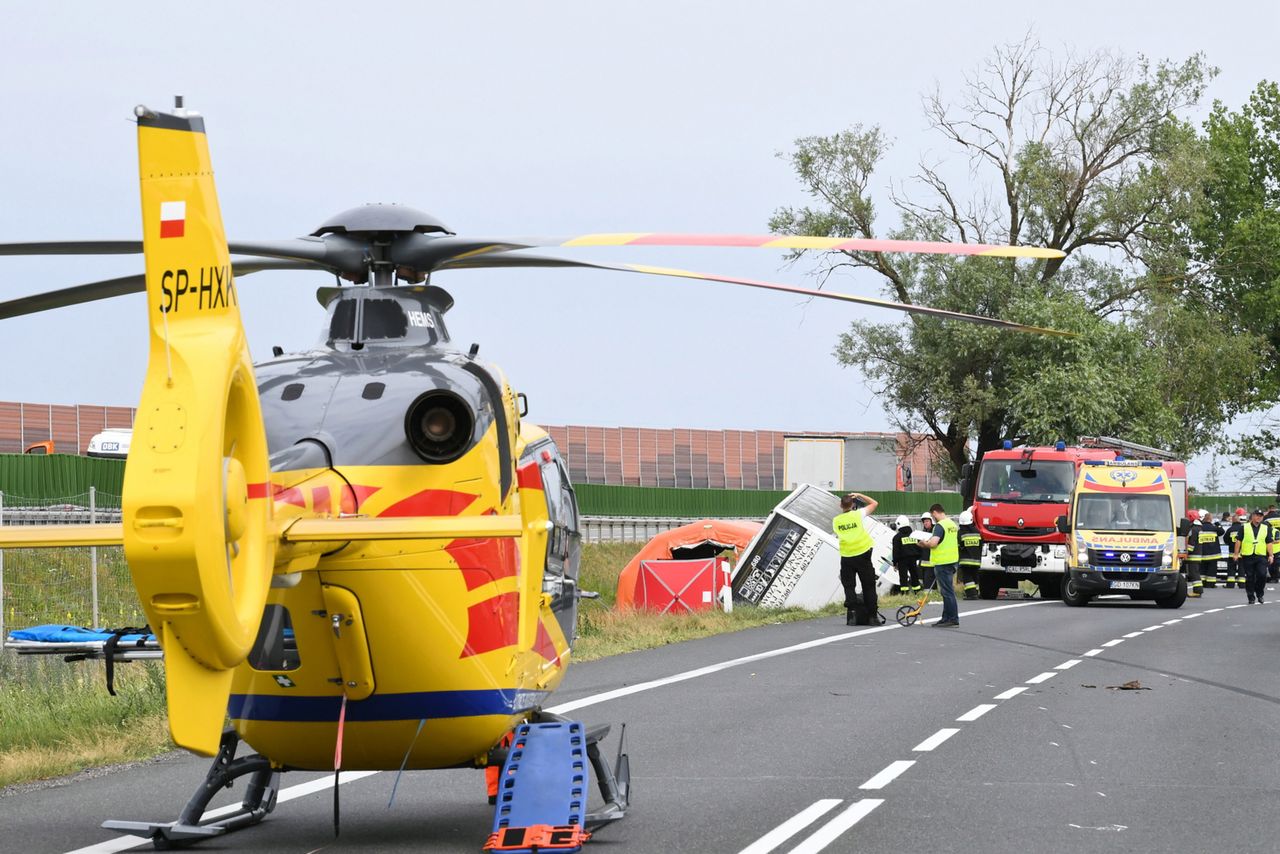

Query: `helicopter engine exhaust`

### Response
(405, 390, 474, 463)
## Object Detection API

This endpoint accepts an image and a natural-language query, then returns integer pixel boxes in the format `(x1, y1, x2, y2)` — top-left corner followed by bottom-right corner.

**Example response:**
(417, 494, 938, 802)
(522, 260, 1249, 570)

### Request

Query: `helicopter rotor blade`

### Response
(397, 232, 1065, 273)
(438, 253, 1073, 337)
(0, 240, 144, 256)
(0, 259, 319, 321)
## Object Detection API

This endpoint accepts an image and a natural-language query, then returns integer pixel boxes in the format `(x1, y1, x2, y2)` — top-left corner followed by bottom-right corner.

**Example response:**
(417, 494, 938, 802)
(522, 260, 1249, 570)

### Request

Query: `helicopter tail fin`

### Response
(124, 103, 276, 756)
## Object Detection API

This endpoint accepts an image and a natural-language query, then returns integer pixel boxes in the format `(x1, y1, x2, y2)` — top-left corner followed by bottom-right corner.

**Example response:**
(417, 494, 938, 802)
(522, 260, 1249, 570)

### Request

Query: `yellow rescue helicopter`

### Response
(0, 99, 1064, 851)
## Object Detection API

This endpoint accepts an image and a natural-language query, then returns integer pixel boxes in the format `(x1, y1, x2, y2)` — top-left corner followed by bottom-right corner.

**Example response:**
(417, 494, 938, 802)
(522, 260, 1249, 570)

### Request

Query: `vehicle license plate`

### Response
(1109, 580, 1140, 590)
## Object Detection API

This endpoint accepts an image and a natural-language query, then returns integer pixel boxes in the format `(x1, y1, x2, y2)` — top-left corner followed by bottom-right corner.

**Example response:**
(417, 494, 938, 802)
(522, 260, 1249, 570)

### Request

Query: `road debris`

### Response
(1106, 680, 1150, 691)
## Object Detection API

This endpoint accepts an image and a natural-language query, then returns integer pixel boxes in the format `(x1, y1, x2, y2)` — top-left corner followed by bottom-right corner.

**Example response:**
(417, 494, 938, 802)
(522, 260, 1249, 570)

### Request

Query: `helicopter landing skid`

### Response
(484, 714, 630, 852)
(102, 728, 281, 850)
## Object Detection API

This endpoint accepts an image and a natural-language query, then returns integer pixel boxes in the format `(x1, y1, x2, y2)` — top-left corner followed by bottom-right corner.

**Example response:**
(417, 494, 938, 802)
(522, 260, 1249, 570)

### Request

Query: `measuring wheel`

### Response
(895, 605, 918, 627)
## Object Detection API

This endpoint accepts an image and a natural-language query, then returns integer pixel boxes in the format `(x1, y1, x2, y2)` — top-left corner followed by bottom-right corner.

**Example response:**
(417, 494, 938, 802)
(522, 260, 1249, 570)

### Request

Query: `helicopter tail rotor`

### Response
(122, 105, 277, 756)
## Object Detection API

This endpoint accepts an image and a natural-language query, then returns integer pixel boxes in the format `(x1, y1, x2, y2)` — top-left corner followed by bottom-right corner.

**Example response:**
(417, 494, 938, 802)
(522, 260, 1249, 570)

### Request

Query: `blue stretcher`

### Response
(4, 624, 161, 660)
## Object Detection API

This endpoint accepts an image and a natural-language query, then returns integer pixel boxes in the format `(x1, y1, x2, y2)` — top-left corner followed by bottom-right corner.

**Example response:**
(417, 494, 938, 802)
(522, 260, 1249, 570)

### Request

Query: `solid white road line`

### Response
(549, 600, 1045, 716)
(788, 799, 884, 854)
(993, 686, 1028, 700)
(913, 728, 961, 752)
(1026, 671, 1056, 684)
(737, 799, 842, 854)
(66, 600, 1048, 854)
(1101, 639, 1125, 647)
(860, 760, 915, 790)
(1055, 659, 1082, 670)
(957, 704, 997, 722)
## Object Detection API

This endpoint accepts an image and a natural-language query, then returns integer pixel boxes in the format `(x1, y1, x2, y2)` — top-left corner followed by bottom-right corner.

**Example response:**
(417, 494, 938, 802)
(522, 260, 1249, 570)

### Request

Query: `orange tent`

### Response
(615, 519, 763, 609)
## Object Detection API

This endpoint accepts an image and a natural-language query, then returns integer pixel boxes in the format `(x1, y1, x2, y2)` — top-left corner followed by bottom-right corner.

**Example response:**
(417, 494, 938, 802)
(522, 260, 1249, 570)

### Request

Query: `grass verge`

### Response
(0, 541, 948, 787)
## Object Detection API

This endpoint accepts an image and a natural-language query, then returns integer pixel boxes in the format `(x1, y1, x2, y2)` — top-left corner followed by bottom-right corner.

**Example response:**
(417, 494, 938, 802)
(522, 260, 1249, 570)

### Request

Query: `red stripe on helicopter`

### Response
(448, 536, 520, 591)
(311, 486, 331, 513)
(247, 482, 270, 499)
(461, 592, 519, 657)
(516, 461, 543, 491)
(348, 485, 381, 510)
(379, 488, 477, 517)
(534, 620, 560, 666)
(273, 485, 307, 508)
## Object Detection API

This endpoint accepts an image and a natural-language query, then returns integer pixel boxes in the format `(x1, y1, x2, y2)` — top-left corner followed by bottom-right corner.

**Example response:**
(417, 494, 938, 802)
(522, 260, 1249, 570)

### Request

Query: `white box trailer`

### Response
(731, 484, 897, 609)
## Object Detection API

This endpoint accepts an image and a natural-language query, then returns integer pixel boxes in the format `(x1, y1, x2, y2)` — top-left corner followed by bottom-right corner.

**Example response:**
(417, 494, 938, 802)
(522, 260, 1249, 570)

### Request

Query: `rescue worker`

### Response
(1195, 509, 1224, 589)
(957, 509, 982, 600)
(1233, 508, 1274, 605)
(1183, 510, 1204, 598)
(917, 511, 936, 591)
(1223, 508, 1246, 589)
(891, 514, 921, 596)
(1265, 505, 1280, 583)
(919, 504, 961, 627)
(832, 492, 880, 626)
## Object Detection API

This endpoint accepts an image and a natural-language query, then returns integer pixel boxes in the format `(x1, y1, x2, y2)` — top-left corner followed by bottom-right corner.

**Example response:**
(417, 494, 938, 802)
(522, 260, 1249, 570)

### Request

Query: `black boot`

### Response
(846, 608, 857, 626)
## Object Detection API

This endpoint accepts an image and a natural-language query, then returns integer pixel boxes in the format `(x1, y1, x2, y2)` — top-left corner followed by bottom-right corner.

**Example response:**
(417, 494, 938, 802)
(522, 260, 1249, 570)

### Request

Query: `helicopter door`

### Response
(538, 456, 580, 642)
(320, 584, 375, 701)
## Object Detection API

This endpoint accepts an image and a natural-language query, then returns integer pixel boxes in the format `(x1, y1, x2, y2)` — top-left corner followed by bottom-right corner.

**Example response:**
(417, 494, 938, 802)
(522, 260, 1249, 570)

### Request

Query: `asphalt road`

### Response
(4, 587, 1280, 854)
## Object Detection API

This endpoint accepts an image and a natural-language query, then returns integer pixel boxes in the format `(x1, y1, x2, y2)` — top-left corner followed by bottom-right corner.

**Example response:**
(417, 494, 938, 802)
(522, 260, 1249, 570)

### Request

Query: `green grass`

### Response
(0, 655, 169, 788)
(0, 540, 946, 787)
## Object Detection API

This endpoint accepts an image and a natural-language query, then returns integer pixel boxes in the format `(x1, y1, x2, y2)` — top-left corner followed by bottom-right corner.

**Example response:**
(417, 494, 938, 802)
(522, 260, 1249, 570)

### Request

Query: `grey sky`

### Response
(1, 2, 1276, 489)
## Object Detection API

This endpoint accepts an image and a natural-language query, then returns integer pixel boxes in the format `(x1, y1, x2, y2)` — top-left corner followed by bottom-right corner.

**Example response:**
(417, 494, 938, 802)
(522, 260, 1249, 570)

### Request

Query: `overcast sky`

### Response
(1, 2, 1275, 489)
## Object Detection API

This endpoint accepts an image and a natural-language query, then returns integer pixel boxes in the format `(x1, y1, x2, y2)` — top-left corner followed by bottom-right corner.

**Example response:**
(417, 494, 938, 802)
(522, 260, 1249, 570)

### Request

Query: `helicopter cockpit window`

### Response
(328, 299, 357, 341)
(248, 605, 301, 671)
(362, 299, 410, 340)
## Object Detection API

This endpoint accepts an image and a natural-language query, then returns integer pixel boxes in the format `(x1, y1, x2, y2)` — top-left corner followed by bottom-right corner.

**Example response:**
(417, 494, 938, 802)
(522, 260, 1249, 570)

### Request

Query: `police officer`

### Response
(917, 511, 936, 591)
(1234, 508, 1273, 604)
(891, 515, 921, 596)
(1183, 511, 1204, 598)
(957, 509, 982, 600)
(832, 492, 880, 626)
(919, 504, 961, 627)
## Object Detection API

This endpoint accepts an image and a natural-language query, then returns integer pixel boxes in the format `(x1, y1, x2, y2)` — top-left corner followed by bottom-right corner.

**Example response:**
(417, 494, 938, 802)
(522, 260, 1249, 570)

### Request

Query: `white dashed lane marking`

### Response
(1055, 659, 1082, 670)
(913, 728, 960, 752)
(1026, 672, 1057, 684)
(859, 760, 915, 790)
(788, 800, 885, 854)
(994, 686, 1028, 700)
(1101, 639, 1125, 647)
(957, 704, 997, 722)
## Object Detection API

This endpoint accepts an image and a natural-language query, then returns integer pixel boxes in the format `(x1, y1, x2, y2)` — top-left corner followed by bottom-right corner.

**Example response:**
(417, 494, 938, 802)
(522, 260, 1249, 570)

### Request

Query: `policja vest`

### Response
(1241, 522, 1269, 556)
(929, 517, 960, 565)
(833, 510, 874, 557)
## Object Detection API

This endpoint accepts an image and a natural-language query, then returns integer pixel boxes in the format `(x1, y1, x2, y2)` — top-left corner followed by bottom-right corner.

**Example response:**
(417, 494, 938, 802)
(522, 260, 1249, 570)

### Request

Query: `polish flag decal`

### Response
(159, 201, 186, 239)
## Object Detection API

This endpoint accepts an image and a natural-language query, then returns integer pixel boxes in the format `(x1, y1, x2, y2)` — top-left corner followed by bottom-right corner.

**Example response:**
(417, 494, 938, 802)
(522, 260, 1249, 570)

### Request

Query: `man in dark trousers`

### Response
(891, 515, 921, 596)
(1265, 505, 1280, 582)
(916, 511, 936, 590)
(833, 492, 880, 626)
(1234, 508, 1274, 605)
(919, 504, 961, 627)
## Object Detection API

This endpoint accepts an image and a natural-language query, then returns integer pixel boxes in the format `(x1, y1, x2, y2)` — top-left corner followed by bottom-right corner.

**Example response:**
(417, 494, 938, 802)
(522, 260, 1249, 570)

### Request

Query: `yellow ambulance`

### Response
(1056, 460, 1187, 608)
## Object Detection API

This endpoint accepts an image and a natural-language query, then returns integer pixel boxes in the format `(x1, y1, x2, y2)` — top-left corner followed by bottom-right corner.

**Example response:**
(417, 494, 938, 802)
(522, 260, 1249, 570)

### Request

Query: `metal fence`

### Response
(0, 489, 144, 642)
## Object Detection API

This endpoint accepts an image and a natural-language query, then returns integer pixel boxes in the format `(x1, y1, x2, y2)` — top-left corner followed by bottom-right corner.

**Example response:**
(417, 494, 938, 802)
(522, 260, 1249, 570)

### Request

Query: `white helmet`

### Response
(895, 515, 911, 529)
(958, 510, 974, 526)
(920, 511, 932, 520)
(1197, 508, 1208, 520)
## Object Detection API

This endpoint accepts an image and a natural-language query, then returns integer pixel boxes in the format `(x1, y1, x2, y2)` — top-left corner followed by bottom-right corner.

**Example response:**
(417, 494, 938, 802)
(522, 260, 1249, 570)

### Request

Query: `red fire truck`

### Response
(959, 436, 1188, 599)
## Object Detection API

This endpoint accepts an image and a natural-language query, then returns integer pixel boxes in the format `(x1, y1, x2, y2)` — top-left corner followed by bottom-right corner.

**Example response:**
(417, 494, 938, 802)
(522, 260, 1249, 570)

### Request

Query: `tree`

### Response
(771, 36, 1264, 474)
